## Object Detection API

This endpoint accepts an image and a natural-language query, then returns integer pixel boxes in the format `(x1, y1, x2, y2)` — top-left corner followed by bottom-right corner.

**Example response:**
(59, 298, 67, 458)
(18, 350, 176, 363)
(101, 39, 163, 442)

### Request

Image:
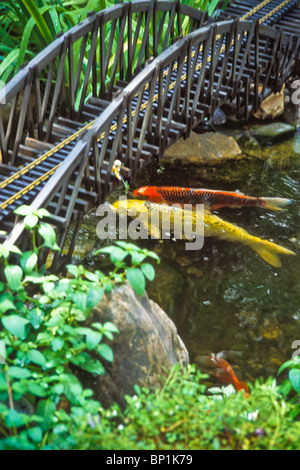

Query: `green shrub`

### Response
(0, 205, 159, 450)
(41, 364, 300, 450)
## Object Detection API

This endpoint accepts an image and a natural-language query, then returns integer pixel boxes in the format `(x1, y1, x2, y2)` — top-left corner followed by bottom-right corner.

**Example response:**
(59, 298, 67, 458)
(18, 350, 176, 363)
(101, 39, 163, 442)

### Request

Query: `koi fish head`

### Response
(132, 186, 164, 203)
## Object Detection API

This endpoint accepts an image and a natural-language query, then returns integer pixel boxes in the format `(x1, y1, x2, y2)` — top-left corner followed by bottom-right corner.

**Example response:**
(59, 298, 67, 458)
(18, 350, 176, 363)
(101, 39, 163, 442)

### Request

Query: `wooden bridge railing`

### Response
(0, 0, 208, 166)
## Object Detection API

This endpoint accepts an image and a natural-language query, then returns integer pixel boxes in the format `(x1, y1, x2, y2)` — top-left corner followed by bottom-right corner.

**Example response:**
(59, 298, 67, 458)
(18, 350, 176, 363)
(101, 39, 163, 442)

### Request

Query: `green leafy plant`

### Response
(95, 240, 160, 297)
(41, 365, 300, 450)
(0, 204, 159, 449)
(278, 355, 300, 417)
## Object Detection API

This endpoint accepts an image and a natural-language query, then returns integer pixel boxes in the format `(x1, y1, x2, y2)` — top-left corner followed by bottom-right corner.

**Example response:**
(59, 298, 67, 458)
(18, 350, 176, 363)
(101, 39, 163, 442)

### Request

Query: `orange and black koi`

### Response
(196, 354, 249, 396)
(132, 186, 292, 211)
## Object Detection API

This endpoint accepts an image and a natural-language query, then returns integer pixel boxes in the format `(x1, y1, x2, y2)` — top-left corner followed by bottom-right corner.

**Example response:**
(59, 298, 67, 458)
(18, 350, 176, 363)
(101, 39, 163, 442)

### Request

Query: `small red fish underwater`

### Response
(132, 186, 292, 211)
(196, 354, 249, 397)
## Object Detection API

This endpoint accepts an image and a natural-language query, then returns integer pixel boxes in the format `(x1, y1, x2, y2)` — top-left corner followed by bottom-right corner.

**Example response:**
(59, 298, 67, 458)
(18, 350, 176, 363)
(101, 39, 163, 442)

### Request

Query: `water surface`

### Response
(70, 123, 300, 386)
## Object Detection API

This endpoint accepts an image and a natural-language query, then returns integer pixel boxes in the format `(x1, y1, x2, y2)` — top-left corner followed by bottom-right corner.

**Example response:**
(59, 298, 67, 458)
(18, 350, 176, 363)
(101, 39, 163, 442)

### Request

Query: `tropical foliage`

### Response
(0, 0, 225, 85)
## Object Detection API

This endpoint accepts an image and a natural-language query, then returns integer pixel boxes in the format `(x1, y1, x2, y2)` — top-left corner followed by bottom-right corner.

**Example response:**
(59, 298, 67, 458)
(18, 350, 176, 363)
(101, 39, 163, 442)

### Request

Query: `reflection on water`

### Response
(70, 124, 300, 386)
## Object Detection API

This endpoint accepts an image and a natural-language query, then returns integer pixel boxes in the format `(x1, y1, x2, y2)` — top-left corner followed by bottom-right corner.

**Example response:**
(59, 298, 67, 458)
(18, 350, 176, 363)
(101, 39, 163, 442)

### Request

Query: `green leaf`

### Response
(95, 246, 115, 255)
(36, 208, 51, 219)
(0, 373, 7, 391)
(114, 241, 140, 251)
(126, 268, 145, 296)
(36, 399, 56, 431)
(2, 315, 30, 340)
(208, 0, 219, 16)
(102, 279, 114, 292)
(20, 251, 38, 274)
(16, 15, 36, 70)
(14, 205, 33, 216)
(66, 264, 81, 278)
(8, 366, 31, 379)
(28, 382, 47, 397)
(0, 49, 19, 80)
(43, 281, 55, 294)
(0, 293, 17, 314)
(103, 322, 119, 334)
(5, 409, 27, 428)
(24, 214, 39, 230)
(71, 291, 87, 311)
(28, 426, 43, 443)
(8, 245, 22, 256)
(74, 354, 105, 375)
(51, 338, 64, 352)
(97, 343, 114, 363)
(58, 373, 83, 402)
(140, 263, 155, 281)
(25, 349, 46, 368)
(4, 265, 23, 291)
(20, 0, 53, 44)
(86, 287, 104, 310)
(84, 271, 101, 282)
(85, 330, 102, 349)
(289, 369, 300, 393)
(0, 245, 10, 260)
(11, 381, 28, 395)
(130, 251, 147, 265)
(145, 251, 160, 263)
(28, 308, 44, 329)
(278, 359, 297, 375)
(110, 247, 128, 265)
(38, 222, 59, 250)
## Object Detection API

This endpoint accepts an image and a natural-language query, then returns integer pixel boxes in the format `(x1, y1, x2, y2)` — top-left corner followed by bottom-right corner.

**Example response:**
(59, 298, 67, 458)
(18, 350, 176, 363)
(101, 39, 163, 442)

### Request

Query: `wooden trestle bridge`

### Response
(0, 0, 300, 270)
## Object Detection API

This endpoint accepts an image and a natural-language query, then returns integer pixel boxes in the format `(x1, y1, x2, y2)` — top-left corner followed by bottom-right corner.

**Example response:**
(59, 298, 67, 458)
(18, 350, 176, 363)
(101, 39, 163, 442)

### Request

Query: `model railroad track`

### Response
(0, 0, 299, 267)
(219, 0, 300, 28)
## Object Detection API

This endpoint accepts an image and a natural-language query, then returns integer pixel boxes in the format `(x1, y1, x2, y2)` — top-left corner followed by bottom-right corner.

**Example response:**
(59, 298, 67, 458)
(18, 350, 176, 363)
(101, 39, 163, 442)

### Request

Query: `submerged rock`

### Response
(82, 282, 189, 408)
(237, 128, 300, 170)
(210, 108, 227, 126)
(249, 122, 296, 145)
(162, 131, 245, 165)
(146, 260, 185, 317)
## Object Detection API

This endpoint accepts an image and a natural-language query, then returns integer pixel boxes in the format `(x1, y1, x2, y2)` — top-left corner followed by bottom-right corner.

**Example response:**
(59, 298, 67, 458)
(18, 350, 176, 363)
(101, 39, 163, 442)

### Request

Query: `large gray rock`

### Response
(83, 282, 189, 408)
(162, 131, 245, 165)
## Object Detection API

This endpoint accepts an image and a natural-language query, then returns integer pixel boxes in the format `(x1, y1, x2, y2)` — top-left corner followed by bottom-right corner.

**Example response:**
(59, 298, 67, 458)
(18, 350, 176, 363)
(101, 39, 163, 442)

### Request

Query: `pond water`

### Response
(69, 120, 300, 387)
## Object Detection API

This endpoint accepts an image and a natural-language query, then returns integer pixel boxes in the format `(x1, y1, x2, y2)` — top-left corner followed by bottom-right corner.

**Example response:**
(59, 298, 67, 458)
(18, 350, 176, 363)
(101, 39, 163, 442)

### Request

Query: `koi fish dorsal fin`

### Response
(262, 197, 292, 211)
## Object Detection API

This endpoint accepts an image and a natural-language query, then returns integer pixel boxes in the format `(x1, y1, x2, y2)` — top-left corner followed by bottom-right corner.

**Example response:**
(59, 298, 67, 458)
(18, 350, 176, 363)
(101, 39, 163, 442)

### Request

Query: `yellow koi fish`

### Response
(111, 199, 295, 267)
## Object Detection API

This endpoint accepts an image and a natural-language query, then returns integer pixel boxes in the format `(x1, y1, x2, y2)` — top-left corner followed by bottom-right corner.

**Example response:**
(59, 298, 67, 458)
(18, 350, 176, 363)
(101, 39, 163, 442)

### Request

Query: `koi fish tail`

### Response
(254, 240, 296, 267)
(262, 197, 292, 211)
